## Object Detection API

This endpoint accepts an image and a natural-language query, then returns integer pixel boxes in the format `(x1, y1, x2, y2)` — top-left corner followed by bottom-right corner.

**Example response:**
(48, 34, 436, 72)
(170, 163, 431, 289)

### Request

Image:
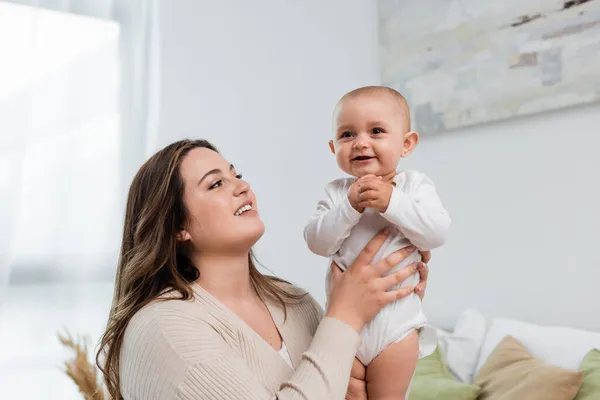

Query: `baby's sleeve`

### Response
(381, 171, 450, 251)
(303, 179, 362, 257)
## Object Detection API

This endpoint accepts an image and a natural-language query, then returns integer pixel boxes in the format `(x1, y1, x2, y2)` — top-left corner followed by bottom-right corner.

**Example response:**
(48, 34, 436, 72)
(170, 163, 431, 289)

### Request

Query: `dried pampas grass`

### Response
(58, 331, 108, 400)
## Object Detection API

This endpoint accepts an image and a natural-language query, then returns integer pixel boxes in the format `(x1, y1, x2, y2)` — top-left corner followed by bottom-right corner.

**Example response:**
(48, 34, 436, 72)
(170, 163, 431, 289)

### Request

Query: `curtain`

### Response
(0, 0, 158, 398)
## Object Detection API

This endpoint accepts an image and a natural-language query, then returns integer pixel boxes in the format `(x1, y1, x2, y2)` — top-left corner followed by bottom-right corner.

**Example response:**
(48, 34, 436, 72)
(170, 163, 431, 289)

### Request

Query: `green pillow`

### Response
(575, 349, 600, 400)
(409, 347, 480, 400)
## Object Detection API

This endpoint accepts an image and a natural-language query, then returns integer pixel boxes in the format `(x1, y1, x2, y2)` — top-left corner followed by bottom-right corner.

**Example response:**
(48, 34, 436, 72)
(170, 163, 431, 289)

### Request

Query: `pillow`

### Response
(575, 349, 600, 400)
(435, 308, 486, 383)
(476, 318, 600, 373)
(409, 346, 480, 400)
(475, 335, 584, 400)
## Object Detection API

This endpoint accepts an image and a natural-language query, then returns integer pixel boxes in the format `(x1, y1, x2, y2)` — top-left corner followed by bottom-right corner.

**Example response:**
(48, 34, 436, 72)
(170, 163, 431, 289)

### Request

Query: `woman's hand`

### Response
(415, 250, 431, 300)
(420, 250, 431, 264)
(346, 359, 367, 400)
(325, 228, 420, 332)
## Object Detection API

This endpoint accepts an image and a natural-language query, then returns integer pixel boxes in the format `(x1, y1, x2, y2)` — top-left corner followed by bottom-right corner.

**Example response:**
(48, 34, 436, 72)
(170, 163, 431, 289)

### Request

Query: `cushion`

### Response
(475, 335, 584, 400)
(435, 308, 486, 383)
(409, 346, 480, 400)
(575, 349, 600, 400)
(476, 318, 600, 373)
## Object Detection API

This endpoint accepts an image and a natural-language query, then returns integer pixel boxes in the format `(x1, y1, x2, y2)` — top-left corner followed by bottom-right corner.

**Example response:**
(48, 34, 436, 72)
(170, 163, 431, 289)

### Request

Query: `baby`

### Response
(304, 86, 450, 399)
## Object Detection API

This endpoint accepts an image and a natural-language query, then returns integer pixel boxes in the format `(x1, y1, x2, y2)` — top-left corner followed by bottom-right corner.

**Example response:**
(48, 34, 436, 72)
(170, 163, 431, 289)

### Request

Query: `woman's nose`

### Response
(233, 178, 250, 196)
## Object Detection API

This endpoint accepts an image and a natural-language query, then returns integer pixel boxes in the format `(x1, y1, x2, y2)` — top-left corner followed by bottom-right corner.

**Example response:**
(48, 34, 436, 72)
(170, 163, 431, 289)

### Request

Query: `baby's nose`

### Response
(353, 135, 370, 148)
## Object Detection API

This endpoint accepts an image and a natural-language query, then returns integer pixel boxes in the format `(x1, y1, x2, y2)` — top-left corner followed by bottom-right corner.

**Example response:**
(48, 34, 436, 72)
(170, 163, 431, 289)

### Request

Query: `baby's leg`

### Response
(366, 330, 419, 400)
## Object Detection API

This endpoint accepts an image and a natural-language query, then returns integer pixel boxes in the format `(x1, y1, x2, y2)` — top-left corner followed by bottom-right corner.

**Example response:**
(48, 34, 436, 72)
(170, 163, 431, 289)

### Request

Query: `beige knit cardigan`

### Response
(119, 283, 361, 399)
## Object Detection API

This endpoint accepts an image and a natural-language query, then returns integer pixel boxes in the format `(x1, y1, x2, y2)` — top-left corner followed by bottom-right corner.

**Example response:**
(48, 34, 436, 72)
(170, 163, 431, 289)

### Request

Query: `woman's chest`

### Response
(206, 310, 296, 394)
(234, 305, 283, 350)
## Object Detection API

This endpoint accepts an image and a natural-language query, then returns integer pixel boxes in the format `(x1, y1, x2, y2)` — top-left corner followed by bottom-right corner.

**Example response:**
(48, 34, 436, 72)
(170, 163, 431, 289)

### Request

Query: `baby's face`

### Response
(331, 93, 409, 178)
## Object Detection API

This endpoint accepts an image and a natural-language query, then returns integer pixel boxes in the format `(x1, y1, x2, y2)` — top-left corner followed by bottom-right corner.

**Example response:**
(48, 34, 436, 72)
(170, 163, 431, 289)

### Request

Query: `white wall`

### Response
(156, 0, 600, 332)
(157, 0, 380, 301)
(401, 103, 600, 332)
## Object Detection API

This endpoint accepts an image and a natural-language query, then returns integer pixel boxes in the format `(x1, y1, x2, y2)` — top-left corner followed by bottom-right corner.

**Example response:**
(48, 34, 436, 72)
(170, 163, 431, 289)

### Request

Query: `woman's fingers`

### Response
(350, 358, 366, 380)
(370, 246, 416, 276)
(420, 250, 431, 264)
(417, 261, 428, 281)
(350, 228, 391, 269)
(415, 262, 428, 299)
(378, 263, 418, 290)
(379, 285, 416, 305)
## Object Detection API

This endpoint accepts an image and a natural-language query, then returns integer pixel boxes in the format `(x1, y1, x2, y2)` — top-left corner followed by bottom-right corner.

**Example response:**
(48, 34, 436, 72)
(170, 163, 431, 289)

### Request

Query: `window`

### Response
(0, 3, 121, 398)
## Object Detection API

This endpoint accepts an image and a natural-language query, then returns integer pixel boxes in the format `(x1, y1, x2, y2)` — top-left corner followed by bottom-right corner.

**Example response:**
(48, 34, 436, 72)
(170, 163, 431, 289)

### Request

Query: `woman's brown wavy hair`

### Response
(96, 139, 303, 399)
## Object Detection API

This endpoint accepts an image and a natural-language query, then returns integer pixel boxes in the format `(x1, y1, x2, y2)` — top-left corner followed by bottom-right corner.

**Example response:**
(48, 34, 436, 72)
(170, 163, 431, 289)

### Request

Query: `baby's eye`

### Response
(372, 127, 384, 134)
(340, 131, 354, 139)
(235, 173, 243, 179)
(209, 180, 223, 190)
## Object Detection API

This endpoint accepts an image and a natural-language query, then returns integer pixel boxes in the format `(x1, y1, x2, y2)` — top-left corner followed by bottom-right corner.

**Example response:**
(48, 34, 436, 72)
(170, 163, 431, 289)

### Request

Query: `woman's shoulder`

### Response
(123, 292, 226, 358)
(120, 293, 230, 398)
(128, 293, 197, 326)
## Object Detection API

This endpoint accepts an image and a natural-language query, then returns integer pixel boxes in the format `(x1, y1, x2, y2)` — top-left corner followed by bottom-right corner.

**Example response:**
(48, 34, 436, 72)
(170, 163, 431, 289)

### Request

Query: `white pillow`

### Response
(475, 317, 600, 373)
(434, 308, 487, 384)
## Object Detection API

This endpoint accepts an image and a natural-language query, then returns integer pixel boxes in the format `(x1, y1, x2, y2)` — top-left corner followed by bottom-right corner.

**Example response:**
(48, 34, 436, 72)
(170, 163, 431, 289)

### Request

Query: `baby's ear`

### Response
(328, 140, 335, 154)
(401, 131, 419, 158)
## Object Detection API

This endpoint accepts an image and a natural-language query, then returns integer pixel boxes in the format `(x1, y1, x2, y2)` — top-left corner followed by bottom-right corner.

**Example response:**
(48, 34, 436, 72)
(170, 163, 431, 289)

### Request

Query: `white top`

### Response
(278, 341, 293, 367)
(304, 170, 450, 271)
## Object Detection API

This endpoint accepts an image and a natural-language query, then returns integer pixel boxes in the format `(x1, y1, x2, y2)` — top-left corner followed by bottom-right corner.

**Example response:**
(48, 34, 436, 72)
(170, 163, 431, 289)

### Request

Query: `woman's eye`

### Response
(372, 127, 384, 134)
(340, 131, 354, 139)
(235, 173, 243, 179)
(209, 180, 223, 190)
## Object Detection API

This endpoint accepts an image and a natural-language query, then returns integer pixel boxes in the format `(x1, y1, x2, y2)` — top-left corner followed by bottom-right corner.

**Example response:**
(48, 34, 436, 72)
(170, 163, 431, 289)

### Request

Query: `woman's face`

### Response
(178, 147, 264, 254)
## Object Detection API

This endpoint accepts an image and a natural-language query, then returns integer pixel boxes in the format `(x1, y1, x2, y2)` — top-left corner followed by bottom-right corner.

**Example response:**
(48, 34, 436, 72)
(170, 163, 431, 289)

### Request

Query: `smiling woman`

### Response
(174, 143, 266, 254)
(97, 139, 309, 398)
(194, 163, 255, 217)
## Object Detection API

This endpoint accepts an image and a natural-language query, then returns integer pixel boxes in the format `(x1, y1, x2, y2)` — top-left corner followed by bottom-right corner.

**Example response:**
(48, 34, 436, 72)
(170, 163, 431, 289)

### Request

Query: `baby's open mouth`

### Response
(352, 156, 374, 161)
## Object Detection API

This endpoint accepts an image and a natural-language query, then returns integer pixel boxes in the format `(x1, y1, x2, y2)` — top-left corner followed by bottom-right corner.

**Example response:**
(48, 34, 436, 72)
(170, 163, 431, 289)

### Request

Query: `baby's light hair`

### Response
(336, 86, 411, 130)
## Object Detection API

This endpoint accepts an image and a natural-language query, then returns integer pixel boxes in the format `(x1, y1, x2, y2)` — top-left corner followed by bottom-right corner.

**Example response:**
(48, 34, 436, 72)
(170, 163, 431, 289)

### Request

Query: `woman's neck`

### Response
(193, 251, 255, 301)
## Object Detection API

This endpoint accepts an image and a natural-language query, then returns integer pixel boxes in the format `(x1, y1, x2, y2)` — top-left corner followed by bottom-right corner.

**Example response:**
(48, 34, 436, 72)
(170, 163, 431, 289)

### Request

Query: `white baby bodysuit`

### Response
(304, 170, 450, 365)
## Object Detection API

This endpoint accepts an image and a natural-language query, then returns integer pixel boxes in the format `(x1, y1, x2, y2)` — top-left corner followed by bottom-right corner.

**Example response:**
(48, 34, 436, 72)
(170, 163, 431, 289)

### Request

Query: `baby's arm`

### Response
(303, 179, 362, 257)
(381, 171, 450, 251)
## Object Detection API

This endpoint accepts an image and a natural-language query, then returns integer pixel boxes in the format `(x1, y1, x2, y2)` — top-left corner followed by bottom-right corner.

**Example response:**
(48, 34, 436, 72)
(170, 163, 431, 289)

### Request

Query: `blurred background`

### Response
(0, 0, 598, 398)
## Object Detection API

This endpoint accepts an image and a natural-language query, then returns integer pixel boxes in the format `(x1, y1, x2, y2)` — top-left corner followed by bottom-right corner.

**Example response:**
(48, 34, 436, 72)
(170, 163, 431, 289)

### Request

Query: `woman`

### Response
(97, 139, 430, 399)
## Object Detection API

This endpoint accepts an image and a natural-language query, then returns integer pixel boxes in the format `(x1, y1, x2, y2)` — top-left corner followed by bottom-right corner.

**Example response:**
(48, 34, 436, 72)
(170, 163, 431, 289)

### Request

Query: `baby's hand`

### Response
(357, 175, 394, 213)
(347, 178, 366, 213)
